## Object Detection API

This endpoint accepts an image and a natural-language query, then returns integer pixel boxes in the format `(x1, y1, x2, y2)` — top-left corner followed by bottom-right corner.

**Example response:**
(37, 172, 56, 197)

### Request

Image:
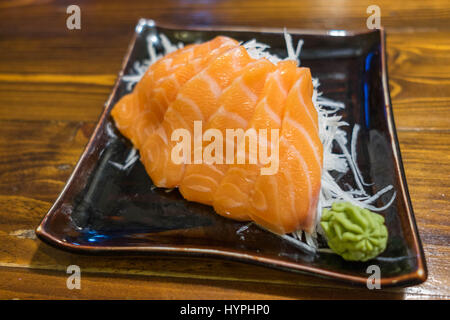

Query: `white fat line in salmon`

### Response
(170, 120, 279, 175)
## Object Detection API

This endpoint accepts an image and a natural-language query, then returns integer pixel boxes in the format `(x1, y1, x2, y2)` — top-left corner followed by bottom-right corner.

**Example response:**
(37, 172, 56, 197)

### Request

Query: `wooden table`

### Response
(0, 0, 448, 300)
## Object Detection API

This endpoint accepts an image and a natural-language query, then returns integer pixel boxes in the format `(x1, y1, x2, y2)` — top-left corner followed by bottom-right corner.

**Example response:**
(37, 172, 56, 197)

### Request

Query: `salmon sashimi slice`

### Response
(110, 93, 138, 144)
(140, 46, 254, 188)
(132, 36, 239, 148)
(111, 43, 199, 146)
(178, 59, 276, 205)
(111, 36, 239, 148)
(250, 68, 323, 234)
(212, 61, 301, 221)
(128, 44, 201, 148)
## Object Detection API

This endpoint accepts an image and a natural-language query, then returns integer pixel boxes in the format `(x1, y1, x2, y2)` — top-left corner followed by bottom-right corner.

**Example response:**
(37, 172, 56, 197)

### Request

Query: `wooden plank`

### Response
(0, 0, 449, 300)
(387, 32, 450, 130)
(1, 32, 449, 130)
(0, 120, 93, 203)
(2, 0, 450, 35)
(0, 81, 110, 122)
(1, 266, 439, 300)
(0, 120, 448, 298)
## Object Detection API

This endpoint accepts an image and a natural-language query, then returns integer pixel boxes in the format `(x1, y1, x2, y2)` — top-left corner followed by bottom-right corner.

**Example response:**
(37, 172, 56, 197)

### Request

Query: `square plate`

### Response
(36, 19, 427, 287)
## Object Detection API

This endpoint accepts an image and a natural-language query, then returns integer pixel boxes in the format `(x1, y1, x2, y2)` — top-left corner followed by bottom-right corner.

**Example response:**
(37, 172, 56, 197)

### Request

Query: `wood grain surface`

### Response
(0, 0, 449, 300)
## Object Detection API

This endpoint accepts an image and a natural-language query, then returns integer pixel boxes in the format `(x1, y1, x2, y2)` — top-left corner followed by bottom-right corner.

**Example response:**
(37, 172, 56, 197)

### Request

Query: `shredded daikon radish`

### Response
(243, 28, 304, 64)
(108, 148, 140, 171)
(283, 27, 304, 64)
(122, 33, 185, 90)
(243, 39, 282, 64)
(280, 234, 316, 254)
(236, 222, 253, 234)
(351, 124, 373, 187)
(118, 27, 396, 255)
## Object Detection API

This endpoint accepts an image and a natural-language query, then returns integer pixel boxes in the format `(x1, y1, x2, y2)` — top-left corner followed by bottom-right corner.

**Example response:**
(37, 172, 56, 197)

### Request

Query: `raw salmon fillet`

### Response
(179, 59, 276, 205)
(250, 68, 323, 234)
(111, 43, 198, 146)
(110, 35, 323, 235)
(140, 46, 254, 188)
(213, 61, 302, 221)
(111, 36, 238, 148)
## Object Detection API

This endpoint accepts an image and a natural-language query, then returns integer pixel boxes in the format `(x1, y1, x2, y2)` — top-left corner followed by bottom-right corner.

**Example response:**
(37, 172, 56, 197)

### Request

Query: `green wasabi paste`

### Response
(320, 202, 388, 262)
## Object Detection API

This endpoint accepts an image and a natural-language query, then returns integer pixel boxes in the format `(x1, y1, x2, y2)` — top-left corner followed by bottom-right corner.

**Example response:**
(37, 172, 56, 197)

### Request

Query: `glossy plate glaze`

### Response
(36, 19, 427, 287)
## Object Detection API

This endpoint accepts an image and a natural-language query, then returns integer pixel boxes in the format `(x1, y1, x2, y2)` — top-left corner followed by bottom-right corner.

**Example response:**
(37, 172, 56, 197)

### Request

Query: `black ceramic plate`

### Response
(36, 19, 427, 287)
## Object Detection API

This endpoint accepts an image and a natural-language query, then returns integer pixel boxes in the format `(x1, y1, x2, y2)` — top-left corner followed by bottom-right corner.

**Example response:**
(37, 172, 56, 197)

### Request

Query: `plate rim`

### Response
(36, 19, 428, 288)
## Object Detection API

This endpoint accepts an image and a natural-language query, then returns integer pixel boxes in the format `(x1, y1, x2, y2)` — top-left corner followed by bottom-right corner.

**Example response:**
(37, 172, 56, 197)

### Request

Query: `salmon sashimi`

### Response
(140, 46, 254, 188)
(111, 36, 239, 148)
(111, 43, 199, 146)
(178, 59, 276, 205)
(110, 93, 138, 143)
(212, 61, 301, 221)
(110, 34, 325, 236)
(249, 68, 323, 234)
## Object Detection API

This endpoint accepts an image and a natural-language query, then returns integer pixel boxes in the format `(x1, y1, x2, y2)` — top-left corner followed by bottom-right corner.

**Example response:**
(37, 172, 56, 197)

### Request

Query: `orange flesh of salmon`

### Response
(212, 61, 301, 221)
(140, 46, 254, 188)
(178, 59, 276, 205)
(111, 43, 198, 146)
(111, 36, 239, 148)
(111, 38, 323, 235)
(250, 68, 323, 234)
